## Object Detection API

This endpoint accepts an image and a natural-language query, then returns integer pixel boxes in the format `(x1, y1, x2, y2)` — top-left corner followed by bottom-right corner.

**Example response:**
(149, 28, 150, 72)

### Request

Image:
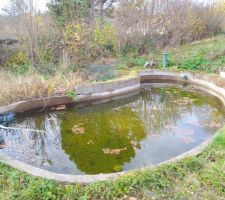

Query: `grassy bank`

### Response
(150, 34, 225, 72)
(0, 128, 224, 200)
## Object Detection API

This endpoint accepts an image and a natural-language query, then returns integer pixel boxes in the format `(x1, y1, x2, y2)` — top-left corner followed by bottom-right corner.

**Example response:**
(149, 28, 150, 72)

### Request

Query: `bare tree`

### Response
(115, 0, 224, 52)
(6, 0, 40, 65)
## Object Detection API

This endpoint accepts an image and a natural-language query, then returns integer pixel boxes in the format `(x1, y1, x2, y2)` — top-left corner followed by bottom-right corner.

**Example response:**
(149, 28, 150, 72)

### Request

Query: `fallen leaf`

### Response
(103, 147, 127, 155)
(209, 122, 221, 127)
(151, 134, 161, 138)
(54, 105, 66, 111)
(165, 125, 177, 129)
(182, 137, 195, 144)
(87, 140, 94, 145)
(72, 125, 85, 134)
(129, 197, 137, 200)
(177, 128, 194, 135)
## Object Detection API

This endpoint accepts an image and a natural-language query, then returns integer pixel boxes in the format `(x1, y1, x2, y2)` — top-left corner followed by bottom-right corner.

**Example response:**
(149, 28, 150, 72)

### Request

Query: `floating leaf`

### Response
(131, 141, 140, 150)
(209, 122, 221, 128)
(182, 137, 195, 144)
(87, 140, 94, 145)
(177, 128, 194, 135)
(151, 134, 161, 138)
(71, 125, 85, 134)
(165, 125, 177, 129)
(54, 105, 66, 111)
(102, 147, 127, 155)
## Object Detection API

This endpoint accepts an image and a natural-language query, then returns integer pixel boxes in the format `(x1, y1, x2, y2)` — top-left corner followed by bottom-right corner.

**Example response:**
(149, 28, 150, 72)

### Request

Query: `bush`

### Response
(94, 21, 118, 54)
(4, 51, 28, 68)
(3, 51, 31, 75)
(63, 21, 118, 69)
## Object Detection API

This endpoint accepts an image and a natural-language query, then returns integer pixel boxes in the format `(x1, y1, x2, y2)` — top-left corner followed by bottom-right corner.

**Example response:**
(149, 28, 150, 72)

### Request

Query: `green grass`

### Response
(146, 34, 225, 73)
(0, 128, 224, 200)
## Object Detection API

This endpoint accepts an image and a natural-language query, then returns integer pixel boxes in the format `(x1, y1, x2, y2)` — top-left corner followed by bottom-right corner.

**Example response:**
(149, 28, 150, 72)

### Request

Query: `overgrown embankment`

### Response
(1, 35, 225, 106)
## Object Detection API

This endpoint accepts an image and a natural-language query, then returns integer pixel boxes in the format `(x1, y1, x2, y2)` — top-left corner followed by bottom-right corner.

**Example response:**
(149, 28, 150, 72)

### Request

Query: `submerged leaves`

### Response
(182, 137, 195, 144)
(103, 147, 127, 155)
(165, 125, 194, 135)
(54, 105, 67, 111)
(71, 123, 85, 134)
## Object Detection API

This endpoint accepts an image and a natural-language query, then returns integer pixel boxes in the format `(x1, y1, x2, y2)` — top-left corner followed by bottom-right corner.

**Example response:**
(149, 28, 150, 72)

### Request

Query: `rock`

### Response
(144, 61, 151, 67)
(149, 61, 158, 67)
(220, 72, 225, 78)
(144, 61, 158, 68)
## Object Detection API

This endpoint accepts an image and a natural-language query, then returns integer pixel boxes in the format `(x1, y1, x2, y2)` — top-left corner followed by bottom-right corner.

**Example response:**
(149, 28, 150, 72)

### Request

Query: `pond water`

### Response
(0, 84, 224, 175)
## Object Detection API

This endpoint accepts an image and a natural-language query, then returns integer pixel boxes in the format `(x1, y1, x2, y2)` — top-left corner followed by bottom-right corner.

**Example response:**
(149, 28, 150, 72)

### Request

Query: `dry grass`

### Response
(0, 71, 85, 106)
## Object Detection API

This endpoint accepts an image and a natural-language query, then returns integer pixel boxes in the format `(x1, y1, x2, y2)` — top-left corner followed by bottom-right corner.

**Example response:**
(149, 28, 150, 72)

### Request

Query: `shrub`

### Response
(4, 51, 29, 68)
(94, 21, 118, 54)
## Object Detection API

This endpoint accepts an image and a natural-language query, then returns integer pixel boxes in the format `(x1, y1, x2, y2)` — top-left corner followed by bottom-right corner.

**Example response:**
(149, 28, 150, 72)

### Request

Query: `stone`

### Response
(220, 72, 225, 79)
(144, 61, 151, 67)
(144, 61, 158, 68)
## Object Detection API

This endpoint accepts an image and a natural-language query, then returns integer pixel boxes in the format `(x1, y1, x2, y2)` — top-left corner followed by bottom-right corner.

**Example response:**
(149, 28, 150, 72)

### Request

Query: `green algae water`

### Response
(0, 84, 224, 175)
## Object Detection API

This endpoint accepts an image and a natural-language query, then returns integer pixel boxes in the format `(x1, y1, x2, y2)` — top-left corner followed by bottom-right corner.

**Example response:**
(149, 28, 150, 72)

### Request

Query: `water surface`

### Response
(0, 84, 224, 175)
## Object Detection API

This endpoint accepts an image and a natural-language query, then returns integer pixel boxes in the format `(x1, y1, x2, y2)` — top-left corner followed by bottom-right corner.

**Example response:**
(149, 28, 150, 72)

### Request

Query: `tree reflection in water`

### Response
(0, 85, 224, 175)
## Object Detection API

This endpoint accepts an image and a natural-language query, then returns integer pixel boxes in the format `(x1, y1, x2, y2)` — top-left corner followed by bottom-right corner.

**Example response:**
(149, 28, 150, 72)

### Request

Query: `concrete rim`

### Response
(0, 70, 225, 184)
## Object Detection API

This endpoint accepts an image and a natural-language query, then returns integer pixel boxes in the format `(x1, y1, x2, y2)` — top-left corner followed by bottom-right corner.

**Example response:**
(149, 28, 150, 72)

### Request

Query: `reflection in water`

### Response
(61, 107, 146, 174)
(0, 85, 224, 175)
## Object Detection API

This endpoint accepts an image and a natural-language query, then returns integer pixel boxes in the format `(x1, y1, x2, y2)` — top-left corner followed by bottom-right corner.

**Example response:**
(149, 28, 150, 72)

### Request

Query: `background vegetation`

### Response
(0, 0, 225, 77)
(0, 0, 224, 105)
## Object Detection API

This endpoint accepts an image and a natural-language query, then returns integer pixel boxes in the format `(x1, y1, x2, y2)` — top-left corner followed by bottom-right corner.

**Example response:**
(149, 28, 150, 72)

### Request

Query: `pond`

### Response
(0, 84, 224, 175)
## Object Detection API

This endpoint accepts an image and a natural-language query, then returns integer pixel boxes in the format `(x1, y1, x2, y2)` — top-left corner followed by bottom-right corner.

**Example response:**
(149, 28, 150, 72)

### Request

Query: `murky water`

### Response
(0, 84, 224, 175)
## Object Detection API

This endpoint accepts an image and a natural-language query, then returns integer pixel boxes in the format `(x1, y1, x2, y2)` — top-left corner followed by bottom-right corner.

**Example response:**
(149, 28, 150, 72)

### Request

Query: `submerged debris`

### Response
(87, 140, 95, 145)
(182, 137, 195, 144)
(131, 141, 140, 150)
(208, 122, 222, 128)
(71, 124, 85, 134)
(0, 143, 5, 149)
(0, 112, 15, 125)
(103, 147, 127, 155)
(54, 105, 66, 111)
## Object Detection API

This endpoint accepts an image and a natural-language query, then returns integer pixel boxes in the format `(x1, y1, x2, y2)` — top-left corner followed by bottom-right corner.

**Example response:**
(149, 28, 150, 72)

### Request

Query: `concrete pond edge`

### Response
(0, 70, 225, 184)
